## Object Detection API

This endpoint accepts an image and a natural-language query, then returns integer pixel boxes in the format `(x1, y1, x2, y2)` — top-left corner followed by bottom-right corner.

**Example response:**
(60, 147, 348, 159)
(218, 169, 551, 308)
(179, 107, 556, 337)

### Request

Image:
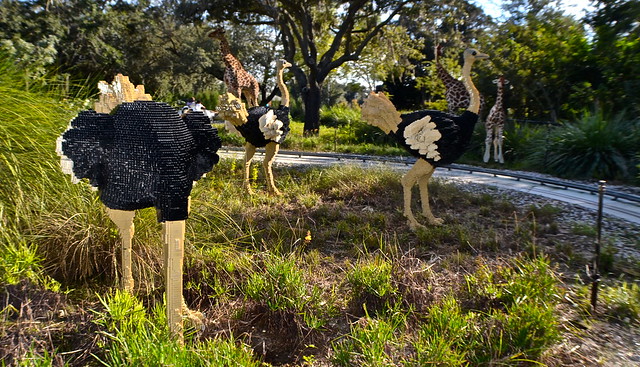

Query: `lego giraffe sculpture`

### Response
(209, 27, 260, 107)
(484, 75, 508, 164)
(435, 44, 484, 114)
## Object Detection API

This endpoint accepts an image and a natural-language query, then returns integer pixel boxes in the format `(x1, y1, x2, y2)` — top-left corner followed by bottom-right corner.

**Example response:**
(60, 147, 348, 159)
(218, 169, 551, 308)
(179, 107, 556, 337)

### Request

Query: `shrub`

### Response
(535, 110, 639, 180)
(320, 103, 361, 128)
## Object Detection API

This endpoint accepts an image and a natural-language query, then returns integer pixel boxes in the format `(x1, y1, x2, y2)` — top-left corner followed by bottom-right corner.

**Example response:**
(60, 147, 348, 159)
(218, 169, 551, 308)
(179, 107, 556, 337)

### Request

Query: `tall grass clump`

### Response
(534, 110, 639, 180)
(347, 254, 397, 313)
(409, 296, 473, 365)
(463, 256, 561, 362)
(332, 311, 406, 366)
(94, 290, 260, 366)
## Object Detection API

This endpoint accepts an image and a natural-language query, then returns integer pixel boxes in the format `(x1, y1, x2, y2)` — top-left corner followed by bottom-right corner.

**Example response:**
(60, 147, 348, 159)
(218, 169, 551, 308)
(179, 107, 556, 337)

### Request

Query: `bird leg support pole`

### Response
(106, 209, 135, 292)
(244, 142, 257, 193)
(163, 220, 185, 342)
(264, 142, 281, 195)
(417, 163, 443, 226)
(590, 180, 606, 312)
(401, 160, 428, 230)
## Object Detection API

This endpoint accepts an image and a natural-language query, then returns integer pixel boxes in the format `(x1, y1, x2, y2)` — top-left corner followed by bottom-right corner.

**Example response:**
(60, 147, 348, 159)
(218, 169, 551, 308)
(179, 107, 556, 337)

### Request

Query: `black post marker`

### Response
(591, 180, 606, 312)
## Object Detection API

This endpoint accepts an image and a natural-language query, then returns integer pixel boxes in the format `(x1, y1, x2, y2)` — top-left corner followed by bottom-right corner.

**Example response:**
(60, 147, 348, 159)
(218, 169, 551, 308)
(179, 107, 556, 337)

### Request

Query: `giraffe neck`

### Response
(217, 37, 241, 68)
(436, 62, 459, 88)
(494, 80, 504, 109)
(462, 59, 480, 114)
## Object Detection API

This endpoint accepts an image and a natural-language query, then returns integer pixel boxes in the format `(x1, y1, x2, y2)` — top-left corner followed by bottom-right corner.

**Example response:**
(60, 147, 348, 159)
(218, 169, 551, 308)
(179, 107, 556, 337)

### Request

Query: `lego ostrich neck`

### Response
(462, 55, 481, 114)
(277, 59, 291, 107)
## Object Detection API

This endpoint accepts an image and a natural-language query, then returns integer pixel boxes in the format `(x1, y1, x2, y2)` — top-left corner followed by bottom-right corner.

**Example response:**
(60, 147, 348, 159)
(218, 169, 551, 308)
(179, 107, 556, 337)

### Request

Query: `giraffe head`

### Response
(492, 75, 509, 87)
(361, 91, 402, 134)
(217, 92, 248, 126)
(208, 27, 226, 40)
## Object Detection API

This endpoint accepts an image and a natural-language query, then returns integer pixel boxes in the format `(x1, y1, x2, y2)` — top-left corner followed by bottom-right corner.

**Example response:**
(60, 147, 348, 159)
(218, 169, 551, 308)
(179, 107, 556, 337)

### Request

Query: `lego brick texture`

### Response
(393, 110, 478, 166)
(59, 101, 221, 222)
(235, 106, 290, 147)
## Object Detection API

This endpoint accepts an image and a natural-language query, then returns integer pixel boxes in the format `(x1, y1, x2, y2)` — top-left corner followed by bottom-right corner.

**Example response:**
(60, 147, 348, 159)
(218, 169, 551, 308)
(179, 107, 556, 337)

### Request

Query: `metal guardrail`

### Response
(220, 146, 640, 205)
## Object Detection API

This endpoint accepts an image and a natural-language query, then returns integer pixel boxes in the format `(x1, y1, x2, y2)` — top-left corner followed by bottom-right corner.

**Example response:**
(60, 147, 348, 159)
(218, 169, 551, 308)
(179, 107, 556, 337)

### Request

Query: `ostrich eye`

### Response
(472, 51, 477, 56)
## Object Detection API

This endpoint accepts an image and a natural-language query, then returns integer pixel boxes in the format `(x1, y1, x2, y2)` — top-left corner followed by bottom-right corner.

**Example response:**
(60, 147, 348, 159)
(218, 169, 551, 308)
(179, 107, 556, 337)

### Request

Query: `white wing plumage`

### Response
(259, 110, 284, 141)
(403, 115, 442, 161)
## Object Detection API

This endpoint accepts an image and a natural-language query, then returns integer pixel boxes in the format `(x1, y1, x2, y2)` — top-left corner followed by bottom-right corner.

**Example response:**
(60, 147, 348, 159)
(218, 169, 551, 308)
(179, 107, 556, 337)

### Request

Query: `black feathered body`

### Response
(234, 105, 290, 147)
(391, 110, 478, 166)
(59, 101, 221, 222)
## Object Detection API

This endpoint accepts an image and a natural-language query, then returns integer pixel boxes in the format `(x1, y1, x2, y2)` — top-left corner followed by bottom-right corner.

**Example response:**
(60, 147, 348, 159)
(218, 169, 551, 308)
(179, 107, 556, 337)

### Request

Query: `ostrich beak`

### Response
(476, 51, 489, 59)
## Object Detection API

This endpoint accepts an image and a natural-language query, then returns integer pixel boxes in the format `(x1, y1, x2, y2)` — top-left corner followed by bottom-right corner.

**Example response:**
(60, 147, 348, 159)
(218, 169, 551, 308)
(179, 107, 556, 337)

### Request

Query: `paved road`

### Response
(218, 148, 640, 225)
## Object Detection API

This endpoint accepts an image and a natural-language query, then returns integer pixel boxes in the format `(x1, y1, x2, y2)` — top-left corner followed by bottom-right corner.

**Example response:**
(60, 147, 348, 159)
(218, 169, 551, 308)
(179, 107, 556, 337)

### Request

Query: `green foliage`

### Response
(332, 312, 405, 366)
(465, 256, 560, 308)
(320, 103, 361, 128)
(347, 255, 396, 299)
(409, 297, 471, 366)
(536, 110, 639, 180)
(0, 239, 42, 287)
(243, 254, 310, 312)
(195, 90, 219, 110)
(94, 290, 260, 366)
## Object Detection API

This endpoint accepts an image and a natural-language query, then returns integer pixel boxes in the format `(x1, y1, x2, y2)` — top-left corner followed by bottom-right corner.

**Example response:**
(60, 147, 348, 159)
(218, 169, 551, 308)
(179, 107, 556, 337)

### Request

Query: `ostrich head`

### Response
(217, 92, 248, 126)
(462, 48, 489, 65)
(361, 91, 402, 134)
(208, 27, 226, 40)
(277, 59, 292, 70)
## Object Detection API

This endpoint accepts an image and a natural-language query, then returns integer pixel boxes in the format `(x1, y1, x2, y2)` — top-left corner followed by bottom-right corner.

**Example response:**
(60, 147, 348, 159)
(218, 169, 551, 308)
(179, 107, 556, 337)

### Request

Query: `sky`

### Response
(473, 0, 595, 20)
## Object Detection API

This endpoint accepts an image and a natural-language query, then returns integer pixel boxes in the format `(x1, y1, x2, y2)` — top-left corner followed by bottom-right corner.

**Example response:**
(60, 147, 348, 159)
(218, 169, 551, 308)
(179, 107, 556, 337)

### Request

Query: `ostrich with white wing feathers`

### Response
(361, 48, 489, 230)
(217, 59, 292, 195)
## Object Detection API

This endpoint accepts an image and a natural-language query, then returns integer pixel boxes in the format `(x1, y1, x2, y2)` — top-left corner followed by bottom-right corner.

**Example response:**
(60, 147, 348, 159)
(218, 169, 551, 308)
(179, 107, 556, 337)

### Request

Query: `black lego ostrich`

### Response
(361, 48, 489, 230)
(57, 87, 221, 337)
(217, 58, 292, 195)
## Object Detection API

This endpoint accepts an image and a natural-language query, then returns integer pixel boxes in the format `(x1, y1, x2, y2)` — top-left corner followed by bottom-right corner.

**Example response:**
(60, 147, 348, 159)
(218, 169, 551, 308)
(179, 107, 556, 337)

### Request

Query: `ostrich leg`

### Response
(243, 142, 257, 193)
(401, 160, 427, 230)
(264, 141, 281, 195)
(106, 209, 135, 292)
(163, 220, 185, 341)
(417, 161, 443, 225)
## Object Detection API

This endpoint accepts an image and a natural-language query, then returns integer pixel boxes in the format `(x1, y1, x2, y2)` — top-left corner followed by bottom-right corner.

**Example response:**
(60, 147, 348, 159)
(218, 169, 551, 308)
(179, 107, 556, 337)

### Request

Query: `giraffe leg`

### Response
(483, 127, 492, 163)
(264, 142, 281, 195)
(106, 208, 135, 292)
(417, 162, 443, 225)
(496, 125, 505, 164)
(401, 159, 429, 230)
(243, 142, 257, 194)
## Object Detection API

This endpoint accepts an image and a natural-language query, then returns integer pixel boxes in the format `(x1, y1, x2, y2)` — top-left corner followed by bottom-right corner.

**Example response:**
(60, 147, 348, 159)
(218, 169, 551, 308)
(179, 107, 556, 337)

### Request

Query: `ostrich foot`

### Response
(242, 181, 254, 195)
(425, 216, 444, 226)
(267, 186, 282, 196)
(182, 301, 205, 331)
(407, 219, 426, 231)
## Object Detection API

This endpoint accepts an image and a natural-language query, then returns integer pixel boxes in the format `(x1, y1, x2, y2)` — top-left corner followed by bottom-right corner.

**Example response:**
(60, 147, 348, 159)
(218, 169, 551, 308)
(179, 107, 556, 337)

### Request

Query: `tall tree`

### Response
(202, 0, 413, 134)
(479, 0, 591, 121)
(586, 0, 640, 115)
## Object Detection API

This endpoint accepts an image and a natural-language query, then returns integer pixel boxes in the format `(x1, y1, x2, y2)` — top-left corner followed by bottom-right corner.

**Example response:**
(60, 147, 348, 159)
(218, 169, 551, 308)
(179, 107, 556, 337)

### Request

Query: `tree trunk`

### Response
(302, 81, 322, 136)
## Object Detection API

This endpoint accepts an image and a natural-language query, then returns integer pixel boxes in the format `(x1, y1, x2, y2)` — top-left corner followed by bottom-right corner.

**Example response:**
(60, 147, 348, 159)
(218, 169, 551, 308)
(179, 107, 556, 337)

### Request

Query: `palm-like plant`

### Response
(539, 110, 638, 180)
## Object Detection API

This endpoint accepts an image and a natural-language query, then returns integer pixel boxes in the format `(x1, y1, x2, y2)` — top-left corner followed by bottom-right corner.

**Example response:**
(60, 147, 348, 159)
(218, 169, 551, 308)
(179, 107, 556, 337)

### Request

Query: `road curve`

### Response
(217, 147, 640, 225)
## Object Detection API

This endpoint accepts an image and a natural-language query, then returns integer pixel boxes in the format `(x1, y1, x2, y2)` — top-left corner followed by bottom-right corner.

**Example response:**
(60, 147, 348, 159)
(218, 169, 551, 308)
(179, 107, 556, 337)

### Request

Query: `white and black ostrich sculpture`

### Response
(361, 48, 489, 230)
(217, 58, 292, 195)
(57, 77, 221, 338)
